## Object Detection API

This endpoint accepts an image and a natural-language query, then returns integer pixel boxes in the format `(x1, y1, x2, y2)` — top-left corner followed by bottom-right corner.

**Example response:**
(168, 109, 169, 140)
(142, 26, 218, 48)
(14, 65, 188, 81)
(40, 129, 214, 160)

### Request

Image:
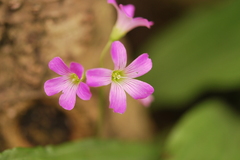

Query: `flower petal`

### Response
(121, 78, 154, 99)
(125, 18, 153, 33)
(111, 41, 127, 70)
(138, 95, 154, 107)
(119, 4, 135, 18)
(133, 17, 154, 28)
(86, 68, 112, 87)
(109, 83, 127, 114)
(77, 82, 92, 100)
(70, 62, 84, 79)
(108, 0, 135, 18)
(124, 53, 152, 78)
(44, 77, 68, 96)
(108, 0, 118, 8)
(59, 84, 78, 110)
(48, 57, 70, 75)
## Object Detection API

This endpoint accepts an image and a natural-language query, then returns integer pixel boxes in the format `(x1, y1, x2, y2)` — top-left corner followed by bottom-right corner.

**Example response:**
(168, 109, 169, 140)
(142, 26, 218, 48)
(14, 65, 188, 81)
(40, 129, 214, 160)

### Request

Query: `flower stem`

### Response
(97, 40, 112, 137)
(97, 87, 106, 137)
(100, 40, 112, 67)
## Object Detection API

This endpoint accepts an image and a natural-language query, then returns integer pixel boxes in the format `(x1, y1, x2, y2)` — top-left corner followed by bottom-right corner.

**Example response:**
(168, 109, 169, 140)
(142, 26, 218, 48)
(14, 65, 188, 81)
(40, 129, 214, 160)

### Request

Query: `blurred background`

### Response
(1, 0, 240, 159)
(120, 0, 240, 159)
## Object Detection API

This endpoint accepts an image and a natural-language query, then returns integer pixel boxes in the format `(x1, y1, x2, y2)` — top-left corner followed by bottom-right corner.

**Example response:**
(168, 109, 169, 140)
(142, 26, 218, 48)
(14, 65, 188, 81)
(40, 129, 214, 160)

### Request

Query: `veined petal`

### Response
(86, 68, 112, 87)
(70, 62, 84, 79)
(49, 57, 70, 75)
(109, 83, 127, 114)
(111, 41, 127, 70)
(77, 82, 92, 100)
(121, 78, 154, 99)
(119, 4, 135, 18)
(124, 53, 152, 78)
(138, 95, 154, 107)
(44, 76, 68, 96)
(59, 84, 78, 110)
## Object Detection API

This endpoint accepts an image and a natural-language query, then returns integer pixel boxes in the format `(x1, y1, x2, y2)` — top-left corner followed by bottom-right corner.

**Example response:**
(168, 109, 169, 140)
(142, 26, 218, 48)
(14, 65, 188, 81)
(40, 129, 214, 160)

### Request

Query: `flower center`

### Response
(112, 70, 124, 82)
(69, 73, 81, 84)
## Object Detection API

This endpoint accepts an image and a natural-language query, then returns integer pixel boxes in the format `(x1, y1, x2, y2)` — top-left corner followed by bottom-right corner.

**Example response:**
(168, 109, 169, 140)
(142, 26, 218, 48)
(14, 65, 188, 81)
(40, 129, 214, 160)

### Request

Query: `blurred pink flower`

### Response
(138, 95, 154, 107)
(86, 41, 154, 114)
(108, 0, 154, 41)
(44, 57, 92, 110)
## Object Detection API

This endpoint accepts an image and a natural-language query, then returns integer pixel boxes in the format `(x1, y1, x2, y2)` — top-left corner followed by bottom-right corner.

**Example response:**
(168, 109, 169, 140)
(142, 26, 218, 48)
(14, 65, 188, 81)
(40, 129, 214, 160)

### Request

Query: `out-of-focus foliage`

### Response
(141, 0, 240, 108)
(163, 99, 240, 160)
(0, 139, 158, 160)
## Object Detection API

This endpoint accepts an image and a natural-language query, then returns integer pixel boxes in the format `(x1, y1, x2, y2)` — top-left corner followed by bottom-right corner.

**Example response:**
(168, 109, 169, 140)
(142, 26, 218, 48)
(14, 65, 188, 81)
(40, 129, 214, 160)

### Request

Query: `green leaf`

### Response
(141, 0, 240, 108)
(163, 99, 240, 160)
(0, 139, 158, 160)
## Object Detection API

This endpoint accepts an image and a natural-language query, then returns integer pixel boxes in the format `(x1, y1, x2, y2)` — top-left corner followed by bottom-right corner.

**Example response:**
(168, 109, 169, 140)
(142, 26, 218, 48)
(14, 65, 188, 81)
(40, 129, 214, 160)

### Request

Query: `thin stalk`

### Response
(100, 40, 112, 67)
(96, 40, 112, 137)
(97, 87, 106, 137)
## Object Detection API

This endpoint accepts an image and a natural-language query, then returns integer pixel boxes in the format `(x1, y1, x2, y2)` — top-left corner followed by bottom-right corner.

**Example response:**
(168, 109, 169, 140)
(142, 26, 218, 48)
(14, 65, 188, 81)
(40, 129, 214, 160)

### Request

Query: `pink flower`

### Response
(108, 0, 154, 41)
(138, 95, 154, 107)
(44, 57, 92, 110)
(86, 41, 154, 114)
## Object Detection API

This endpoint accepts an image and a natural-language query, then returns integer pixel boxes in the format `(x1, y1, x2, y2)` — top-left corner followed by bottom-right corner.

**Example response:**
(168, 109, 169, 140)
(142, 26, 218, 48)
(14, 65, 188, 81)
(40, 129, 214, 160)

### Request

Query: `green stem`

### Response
(96, 40, 112, 137)
(97, 87, 106, 137)
(100, 40, 112, 67)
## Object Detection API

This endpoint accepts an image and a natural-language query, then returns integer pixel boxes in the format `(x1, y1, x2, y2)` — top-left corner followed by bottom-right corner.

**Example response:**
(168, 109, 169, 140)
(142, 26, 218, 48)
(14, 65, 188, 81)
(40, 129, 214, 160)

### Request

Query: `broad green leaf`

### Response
(0, 139, 158, 160)
(163, 99, 240, 160)
(141, 0, 240, 108)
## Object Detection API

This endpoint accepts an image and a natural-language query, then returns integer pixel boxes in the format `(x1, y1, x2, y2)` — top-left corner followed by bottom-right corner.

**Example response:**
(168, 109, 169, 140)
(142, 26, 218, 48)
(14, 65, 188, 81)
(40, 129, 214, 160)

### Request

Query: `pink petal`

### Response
(124, 53, 152, 78)
(121, 78, 154, 99)
(119, 4, 135, 18)
(48, 57, 70, 75)
(125, 18, 153, 33)
(138, 95, 154, 107)
(59, 84, 78, 110)
(111, 41, 127, 70)
(108, 0, 118, 7)
(77, 82, 92, 100)
(70, 62, 84, 79)
(133, 18, 154, 28)
(109, 83, 127, 114)
(44, 77, 68, 96)
(86, 68, 112, 87)
(108, 0, 124, 18)
(108, 0, 153, 37)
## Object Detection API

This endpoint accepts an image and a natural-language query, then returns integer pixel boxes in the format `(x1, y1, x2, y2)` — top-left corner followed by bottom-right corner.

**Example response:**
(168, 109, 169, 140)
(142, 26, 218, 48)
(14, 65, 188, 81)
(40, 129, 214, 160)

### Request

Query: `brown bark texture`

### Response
(0, 0, 154, 151)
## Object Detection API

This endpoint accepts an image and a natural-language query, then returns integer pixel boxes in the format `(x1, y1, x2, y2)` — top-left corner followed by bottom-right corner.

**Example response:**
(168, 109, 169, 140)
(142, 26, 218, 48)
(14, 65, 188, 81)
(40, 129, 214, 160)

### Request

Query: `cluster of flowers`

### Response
(44, 0, 154, 114)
